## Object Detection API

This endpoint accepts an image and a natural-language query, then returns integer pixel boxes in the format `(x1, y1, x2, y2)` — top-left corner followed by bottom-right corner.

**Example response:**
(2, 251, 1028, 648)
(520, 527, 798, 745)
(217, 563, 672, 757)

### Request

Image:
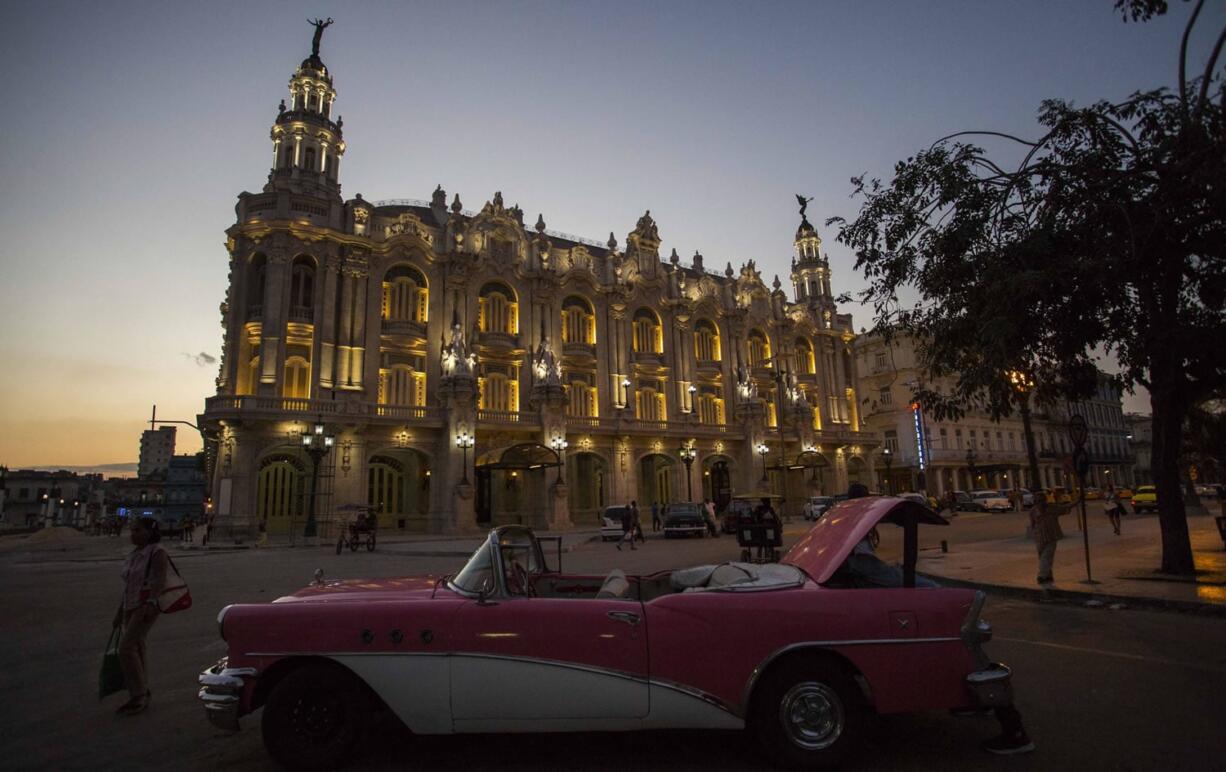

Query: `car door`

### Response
(450, 594, 650, 727)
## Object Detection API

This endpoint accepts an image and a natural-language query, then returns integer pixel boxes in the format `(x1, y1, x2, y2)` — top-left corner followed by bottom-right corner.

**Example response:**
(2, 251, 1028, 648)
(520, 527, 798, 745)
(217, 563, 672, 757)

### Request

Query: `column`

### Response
(260, 254, 290, 391)
(350, 269, 369, 390)
(337, 269, 355, 387)
(319, 257, 340, 388)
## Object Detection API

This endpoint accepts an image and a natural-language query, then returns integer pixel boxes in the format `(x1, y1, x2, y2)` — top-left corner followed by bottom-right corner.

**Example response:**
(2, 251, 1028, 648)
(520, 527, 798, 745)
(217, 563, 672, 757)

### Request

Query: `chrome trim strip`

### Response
(648, 676, 740, 717)
(739, 637, 961, 713)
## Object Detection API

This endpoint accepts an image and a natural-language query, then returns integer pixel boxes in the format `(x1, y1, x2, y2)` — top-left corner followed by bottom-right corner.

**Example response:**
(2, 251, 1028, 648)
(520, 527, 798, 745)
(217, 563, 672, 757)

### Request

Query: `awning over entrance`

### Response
(477, 443, 562, 470)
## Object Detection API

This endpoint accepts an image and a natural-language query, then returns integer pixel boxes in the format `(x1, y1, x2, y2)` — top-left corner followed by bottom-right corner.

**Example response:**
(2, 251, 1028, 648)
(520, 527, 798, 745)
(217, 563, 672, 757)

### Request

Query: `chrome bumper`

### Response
(966, 663, 1013, 707)
(198, 658, 256, 732)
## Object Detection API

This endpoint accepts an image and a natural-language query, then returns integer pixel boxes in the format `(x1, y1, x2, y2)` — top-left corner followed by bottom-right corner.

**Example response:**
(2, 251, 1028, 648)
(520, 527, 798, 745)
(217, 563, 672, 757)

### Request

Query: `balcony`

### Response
(477, 409, 533, 424)
(203, 395, 443, 426)
(382, 318, 427, 337)
(631, 350, 664, 366)
(562, 341, 597, 360)
(476, 331, 520, 350)
(288, 305, 314, 323)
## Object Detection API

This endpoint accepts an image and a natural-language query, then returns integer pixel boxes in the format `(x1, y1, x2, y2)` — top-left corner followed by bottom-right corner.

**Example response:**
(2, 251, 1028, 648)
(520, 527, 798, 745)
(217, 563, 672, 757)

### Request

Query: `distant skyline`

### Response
(3, 1, 1218, 467)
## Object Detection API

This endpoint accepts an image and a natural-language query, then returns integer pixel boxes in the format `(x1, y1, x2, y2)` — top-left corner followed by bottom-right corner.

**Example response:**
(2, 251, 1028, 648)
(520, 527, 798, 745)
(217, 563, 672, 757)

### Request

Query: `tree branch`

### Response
(1195, 22, 1226, 119)
(1179, 0, 1206, 116)
(930, 130, 1039, 149)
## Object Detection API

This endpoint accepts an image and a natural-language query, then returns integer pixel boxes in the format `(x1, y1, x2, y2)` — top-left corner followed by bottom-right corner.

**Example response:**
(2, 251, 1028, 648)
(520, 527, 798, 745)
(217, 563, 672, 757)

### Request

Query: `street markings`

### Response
(994, 636, 1226, 675)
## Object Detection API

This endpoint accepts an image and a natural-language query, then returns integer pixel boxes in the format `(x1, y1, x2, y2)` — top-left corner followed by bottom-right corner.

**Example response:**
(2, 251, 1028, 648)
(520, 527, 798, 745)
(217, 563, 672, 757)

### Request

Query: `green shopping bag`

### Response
(99, 627, 125, 699)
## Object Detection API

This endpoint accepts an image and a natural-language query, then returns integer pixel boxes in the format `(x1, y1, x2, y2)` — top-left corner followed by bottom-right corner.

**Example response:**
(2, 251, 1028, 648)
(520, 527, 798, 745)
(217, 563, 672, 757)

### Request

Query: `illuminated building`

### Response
(199, 30, 874, 536)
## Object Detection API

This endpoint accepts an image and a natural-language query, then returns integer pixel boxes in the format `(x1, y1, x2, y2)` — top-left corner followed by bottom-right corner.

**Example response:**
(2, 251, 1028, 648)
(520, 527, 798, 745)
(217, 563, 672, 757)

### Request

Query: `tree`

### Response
(830, 1, 1225, 574)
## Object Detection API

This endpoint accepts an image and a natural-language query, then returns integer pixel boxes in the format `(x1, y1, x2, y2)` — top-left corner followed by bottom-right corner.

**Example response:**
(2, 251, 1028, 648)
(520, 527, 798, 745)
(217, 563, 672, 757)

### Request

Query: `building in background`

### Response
(198, 31, 876, 537)
(1128, 413, 1153, 485)
(138, 426, 177, 478)
(1, 469, 101, 528)
(855, 333, 1133, 495)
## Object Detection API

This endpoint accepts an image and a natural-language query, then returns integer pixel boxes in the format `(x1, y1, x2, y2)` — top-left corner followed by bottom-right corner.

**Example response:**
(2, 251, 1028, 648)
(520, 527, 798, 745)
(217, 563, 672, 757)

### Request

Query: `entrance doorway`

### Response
(638, 454, 676, 509)
(367, 449, 431, 531)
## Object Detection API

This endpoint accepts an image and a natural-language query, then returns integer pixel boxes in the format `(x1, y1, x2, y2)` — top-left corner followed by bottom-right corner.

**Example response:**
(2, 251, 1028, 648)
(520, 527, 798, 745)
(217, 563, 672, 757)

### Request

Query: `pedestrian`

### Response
(616, 501, 638, 551)
(1104, 485, 1123, 535)
(704, 498, 718, 537)
(1030, 495, 1067, 585)
(651, 500, 661, 532)
(201, 514, 212, 546)
(113, 517, 168, 715)
(182, 517, 195, 544)
(256, 518, 268, 548)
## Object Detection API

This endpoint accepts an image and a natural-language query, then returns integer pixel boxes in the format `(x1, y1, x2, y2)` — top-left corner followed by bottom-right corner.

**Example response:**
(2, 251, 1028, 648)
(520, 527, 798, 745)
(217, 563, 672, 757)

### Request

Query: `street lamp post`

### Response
(1008, 370, 1042, 492)
(882, 447, 893, 494)
(456, 431, 474, 485)
(620, 378, 631, 410)
(550, 436, 568, 483)
(300, 418, 335, 539)
(757, 442, 770, 483)
(966, 447, 978, 490)
(679, 444, 696, 501)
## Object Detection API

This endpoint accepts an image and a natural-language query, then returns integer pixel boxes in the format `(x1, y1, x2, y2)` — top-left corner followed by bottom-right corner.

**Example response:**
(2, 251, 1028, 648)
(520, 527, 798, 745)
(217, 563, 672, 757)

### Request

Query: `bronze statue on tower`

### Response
(309, 17, 334, 57)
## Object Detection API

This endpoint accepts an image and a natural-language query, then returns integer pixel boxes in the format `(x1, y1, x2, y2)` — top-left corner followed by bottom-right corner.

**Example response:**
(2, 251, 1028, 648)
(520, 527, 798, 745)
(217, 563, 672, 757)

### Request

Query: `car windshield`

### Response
(603, 506, 628, 520)
(1137, 486, 1156, 493)
(451, 541, 495, 595)
(668, 504, 701, 516)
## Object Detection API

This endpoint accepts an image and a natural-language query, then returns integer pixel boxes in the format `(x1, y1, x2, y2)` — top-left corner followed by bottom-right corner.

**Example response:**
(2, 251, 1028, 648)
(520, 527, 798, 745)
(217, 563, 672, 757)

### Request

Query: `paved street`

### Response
(2, 520, 1224, 771)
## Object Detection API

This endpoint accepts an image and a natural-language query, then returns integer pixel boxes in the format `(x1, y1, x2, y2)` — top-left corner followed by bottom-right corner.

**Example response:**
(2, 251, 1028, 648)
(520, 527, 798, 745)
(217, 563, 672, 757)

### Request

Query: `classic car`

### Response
(600, 505, 630, 541)
(662, 502, 708, 538)
(971, 490, 1011, 513)
(952, 490, 985, 512)
(199, 497, 1015, 771)
(1131, 485, 1158, 513)
(802, 496, 835, 521)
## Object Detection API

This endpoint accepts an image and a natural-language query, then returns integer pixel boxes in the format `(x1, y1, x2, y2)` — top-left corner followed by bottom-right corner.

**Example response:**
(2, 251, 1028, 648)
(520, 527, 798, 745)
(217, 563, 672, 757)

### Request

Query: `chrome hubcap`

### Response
(779, 681, 844, 750)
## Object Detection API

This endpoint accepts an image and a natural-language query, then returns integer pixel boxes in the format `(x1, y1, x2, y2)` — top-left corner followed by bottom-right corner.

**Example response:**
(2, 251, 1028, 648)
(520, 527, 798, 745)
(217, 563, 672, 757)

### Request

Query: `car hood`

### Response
(781, 496, 948, 584)
(277, 574, 442, 602)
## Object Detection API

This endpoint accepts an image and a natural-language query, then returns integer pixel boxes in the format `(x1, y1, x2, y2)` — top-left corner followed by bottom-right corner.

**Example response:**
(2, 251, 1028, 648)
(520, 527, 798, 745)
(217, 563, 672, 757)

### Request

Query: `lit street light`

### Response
(679, 444, 696, 501)
(550, 436, 568, 483)
(757, 442, 770, 482)
(882, 447, 893, 494)
(300, 417, 335, 539)
(456, 431, 474, 485)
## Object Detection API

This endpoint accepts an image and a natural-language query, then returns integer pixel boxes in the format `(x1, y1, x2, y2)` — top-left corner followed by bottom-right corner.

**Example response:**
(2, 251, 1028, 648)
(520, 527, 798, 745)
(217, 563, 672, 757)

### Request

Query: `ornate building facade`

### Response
(199, 33, 875, 536)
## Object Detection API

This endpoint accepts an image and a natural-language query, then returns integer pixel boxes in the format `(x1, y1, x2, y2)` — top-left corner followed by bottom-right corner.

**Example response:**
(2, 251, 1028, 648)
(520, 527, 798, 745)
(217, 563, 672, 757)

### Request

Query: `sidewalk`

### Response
(915, 511, 1226, 614)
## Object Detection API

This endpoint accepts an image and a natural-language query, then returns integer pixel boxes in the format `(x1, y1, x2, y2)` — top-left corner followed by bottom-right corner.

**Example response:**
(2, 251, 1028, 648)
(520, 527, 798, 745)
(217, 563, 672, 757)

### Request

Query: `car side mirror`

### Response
(477, 576, 496, 606)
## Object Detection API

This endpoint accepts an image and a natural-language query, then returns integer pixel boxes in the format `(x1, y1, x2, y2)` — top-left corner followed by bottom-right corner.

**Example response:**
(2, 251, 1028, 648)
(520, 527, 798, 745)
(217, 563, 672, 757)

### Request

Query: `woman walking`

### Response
(113, 517, 169, 715)
(1030, 497, 1067, 585)
(1104, 485, 1123, 535)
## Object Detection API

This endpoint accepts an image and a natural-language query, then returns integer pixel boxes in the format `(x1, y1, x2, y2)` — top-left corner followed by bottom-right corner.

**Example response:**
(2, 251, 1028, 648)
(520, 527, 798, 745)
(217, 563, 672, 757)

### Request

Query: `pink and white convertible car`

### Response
(199, 497, 1014, 770)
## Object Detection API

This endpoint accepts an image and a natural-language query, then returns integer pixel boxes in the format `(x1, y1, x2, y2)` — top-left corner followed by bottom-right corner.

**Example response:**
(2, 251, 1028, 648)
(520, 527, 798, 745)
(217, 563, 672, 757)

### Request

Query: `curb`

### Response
(920, 573, 1226, 618)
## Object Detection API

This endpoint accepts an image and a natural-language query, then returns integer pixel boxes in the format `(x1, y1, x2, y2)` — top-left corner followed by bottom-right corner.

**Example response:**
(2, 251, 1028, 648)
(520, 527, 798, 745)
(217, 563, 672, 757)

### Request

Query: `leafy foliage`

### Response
(829, 0, 1225, 572)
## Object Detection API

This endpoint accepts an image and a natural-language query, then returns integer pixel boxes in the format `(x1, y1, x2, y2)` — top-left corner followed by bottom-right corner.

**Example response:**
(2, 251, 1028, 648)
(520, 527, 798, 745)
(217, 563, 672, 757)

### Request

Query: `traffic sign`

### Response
(1068, 414, 1088, 450)
(1190, 465, 1199, 482)
(1073, 448, 1090, 478)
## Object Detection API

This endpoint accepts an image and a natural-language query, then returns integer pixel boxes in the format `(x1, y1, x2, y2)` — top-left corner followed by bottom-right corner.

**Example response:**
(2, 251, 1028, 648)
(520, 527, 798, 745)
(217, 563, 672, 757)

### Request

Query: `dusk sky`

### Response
(2, 1, 1219, 468)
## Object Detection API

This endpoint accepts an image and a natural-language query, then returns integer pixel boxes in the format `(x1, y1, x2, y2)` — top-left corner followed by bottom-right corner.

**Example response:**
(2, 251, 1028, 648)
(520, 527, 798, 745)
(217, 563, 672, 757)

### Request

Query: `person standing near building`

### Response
(650, 501, 661, 532)
(112, 517, 168, 715)
(1104, 485, 1123, 535)
(616, 501, 638, 551)
(1030, 496, 1067, 584)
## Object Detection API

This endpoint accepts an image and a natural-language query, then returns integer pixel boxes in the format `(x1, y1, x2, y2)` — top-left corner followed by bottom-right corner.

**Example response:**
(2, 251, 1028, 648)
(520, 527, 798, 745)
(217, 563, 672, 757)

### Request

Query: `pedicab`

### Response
(730, 493, 783, 563)
(335, 504, 378, 554)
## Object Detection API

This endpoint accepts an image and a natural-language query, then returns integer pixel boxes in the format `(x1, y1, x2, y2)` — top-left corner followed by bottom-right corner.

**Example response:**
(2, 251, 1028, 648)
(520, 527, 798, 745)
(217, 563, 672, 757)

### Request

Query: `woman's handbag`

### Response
(99, 627, 125, 699)
(157, 556, 192, 614)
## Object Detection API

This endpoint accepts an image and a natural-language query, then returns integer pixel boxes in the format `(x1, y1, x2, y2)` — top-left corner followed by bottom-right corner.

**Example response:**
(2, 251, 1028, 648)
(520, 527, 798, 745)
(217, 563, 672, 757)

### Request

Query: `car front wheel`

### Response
(262, 664, 370, 771)
(751, 659, 864, 769)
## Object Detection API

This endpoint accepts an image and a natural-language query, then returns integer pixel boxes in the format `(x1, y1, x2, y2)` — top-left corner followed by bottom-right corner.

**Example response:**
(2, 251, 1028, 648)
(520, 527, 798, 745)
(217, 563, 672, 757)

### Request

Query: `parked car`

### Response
(971, 490, 1011, 513)
(898, 492, 933, 510)
(1083, 487, 1103, 501)
(802, 496, 835, 521)
(663, 502, 707, 538)
(1041, 487, 1074, 505)
(600, 505, 629, 541)
(1115, 487, 1134, 500)
(199, 501, 1017, 770)
(952, 490, 984, 512)
(1194, 484, 1224, 499)
(1132, 485, 1158, 513)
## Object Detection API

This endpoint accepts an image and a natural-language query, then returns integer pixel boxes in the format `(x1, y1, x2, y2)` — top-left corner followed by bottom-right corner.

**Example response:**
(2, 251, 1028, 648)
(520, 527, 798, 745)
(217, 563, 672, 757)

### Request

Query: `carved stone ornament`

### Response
(353, 208, 369, 224)
(633, 210, 660, 242)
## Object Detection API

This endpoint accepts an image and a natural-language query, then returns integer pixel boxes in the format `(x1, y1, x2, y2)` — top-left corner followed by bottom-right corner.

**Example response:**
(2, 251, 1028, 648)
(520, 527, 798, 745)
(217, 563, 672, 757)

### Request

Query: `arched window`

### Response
(479, 283, 518, 334)
(748, 330, 772, 367)
(240, 354, 261, 397)
(283, 356, 311, 398)
(561, 296, 596, 345)
(695, 387, 725, 425)
(794, 337, 815, 374)
(289, 258, 314, 321)
(479, 372, 518, 412)
(632, 309, 663, 354)
(382, 265, 428, 323)
(566, 376, 599, 417)
(304, 146, 316, 172)
(281, 145, 293, 169)
(247, 254, 267, 314)
(635, 383, 666, 421)
(694, 319, 721, 362)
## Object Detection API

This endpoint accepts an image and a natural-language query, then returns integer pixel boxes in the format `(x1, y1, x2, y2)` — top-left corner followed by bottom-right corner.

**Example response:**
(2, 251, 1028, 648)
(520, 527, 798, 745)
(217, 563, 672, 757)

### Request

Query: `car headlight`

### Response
(217, 604, 234, 641)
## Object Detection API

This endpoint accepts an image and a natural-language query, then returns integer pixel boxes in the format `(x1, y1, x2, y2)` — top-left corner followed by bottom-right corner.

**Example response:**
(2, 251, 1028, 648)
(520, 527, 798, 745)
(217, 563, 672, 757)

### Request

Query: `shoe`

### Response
(983, 732, 1035, 755)
(117, 691, 150, 715)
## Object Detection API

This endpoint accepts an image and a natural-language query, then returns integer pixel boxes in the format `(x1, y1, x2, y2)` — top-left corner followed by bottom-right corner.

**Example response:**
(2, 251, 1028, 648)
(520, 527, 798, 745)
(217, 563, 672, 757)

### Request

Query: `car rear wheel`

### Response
(262, 664, 369, 771)
(751, 659, 864, 769)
